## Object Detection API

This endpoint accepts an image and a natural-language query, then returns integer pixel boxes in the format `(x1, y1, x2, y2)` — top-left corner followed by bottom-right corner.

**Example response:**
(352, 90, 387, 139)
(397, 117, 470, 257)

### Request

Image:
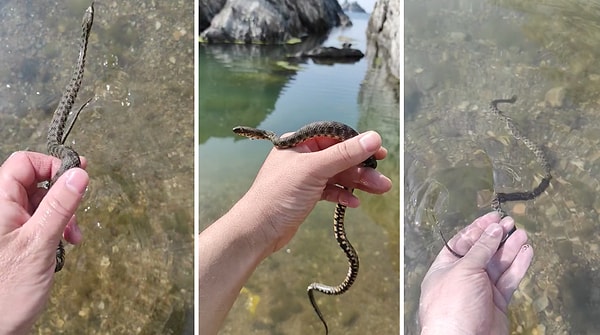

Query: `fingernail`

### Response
(359, 132, 380, 152)
(500, 215, 514, 226)
(66, 169, 87, 195)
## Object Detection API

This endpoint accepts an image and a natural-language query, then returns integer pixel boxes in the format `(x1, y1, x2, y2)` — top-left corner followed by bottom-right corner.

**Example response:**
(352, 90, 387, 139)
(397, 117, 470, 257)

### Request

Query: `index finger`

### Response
(0, 151, 88, 213)
(437, 211, 501, 262)
(0, 152, 55, 188)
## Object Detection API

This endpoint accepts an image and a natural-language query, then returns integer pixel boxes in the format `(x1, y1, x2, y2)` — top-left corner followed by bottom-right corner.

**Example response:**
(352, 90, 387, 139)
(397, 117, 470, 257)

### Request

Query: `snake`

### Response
(441, 96, 552, 258)
(46, 3, 94, 272)
(233, 121, 377, 335)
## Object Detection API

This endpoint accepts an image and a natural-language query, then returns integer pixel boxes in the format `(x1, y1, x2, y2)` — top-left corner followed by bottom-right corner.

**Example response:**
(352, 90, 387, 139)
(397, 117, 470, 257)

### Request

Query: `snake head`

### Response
(362, 156, 377, 169)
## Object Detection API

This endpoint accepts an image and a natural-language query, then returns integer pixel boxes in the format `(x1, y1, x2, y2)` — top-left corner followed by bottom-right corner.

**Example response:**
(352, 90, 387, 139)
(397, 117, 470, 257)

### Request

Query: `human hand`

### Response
(0, 151, 88, 335)
(241, 130, 392, 253)
(419, 212, 534, 335)
(199, 130, 391, 334)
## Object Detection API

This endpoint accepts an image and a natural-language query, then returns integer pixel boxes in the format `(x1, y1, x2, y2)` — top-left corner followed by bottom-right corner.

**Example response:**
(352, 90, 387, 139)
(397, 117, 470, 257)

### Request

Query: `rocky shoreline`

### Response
(200, 0, 399, 82)
(199, 0, 350, 44)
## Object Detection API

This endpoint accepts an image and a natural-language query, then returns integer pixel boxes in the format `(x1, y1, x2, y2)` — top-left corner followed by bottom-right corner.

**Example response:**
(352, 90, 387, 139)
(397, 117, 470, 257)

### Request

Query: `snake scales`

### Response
(47, 3, 94, 272)
(442, 96, 552, 258)
(233, 121, 377, 335)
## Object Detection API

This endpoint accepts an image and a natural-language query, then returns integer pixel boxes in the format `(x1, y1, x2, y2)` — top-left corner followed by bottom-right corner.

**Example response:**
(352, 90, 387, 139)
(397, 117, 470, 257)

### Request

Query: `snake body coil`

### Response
(489, 96, 552, 217)
(47, 3, 94, 272)
(442, 96, 552, 258)
(233, 121, 376, 334)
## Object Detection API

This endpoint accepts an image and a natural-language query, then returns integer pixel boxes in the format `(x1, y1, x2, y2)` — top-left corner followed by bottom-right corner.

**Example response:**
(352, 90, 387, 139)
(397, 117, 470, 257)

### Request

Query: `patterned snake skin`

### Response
(47, 3, 94, 272)
(233, 121, 377, 335)
(442, 96, 552, 258)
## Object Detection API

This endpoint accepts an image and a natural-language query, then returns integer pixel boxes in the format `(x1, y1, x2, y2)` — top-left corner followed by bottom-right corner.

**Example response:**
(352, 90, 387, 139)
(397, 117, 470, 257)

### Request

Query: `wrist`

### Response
(237, 184, 300, 254)
(198, 198, 278, 334)
(0, 291, 43, 335)
(420, 303, 475, 335)
(229, 191, 281, 257)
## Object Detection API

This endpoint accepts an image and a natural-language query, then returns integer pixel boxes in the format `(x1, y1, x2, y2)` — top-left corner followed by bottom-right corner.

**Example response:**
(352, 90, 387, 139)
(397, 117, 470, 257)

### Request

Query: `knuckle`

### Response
(334, 142, 355, 165)
(46, 195, 73, 221)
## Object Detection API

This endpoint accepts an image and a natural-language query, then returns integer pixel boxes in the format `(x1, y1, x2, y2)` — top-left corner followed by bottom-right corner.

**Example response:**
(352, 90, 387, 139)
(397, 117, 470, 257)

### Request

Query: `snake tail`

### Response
(306, 202, 359, 334)
(307, 289, 329, 335)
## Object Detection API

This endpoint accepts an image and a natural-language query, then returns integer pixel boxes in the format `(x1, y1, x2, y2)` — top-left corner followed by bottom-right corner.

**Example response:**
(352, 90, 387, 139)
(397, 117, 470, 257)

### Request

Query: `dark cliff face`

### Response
(199, 0, 226, 32)
(199, 0, 350, 44)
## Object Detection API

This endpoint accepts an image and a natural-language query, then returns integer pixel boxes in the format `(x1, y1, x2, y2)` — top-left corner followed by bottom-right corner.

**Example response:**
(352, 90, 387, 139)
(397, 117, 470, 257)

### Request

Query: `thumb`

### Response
(315, 131, 381, 175)
(26, 168, 88, 244)
(462, 223, 503, 270)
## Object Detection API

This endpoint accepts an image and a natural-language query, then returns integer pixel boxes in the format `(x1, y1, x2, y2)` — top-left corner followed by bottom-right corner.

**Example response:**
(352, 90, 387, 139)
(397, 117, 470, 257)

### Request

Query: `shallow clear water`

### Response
(0, 1, 194, 333)
(200, 13, 400, 335)
(405, 0, 600, 333)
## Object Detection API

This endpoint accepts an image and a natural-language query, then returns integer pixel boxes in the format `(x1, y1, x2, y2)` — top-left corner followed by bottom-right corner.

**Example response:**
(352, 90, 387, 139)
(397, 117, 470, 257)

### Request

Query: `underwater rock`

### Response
(290, 44, 364, 62)
(545, 86, 566, 108)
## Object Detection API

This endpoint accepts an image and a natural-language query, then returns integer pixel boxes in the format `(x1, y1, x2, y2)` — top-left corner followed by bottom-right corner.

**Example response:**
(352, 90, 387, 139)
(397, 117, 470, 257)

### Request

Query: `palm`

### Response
(419, 212, 533, 335)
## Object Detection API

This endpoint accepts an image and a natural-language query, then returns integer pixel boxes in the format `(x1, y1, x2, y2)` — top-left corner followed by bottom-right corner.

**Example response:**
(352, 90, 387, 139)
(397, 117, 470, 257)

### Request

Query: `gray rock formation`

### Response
(340, 0, 367, 13)
(366, 0, 400, 80)
(359, 0, 399, 139)
(199, 0, 351, 44)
